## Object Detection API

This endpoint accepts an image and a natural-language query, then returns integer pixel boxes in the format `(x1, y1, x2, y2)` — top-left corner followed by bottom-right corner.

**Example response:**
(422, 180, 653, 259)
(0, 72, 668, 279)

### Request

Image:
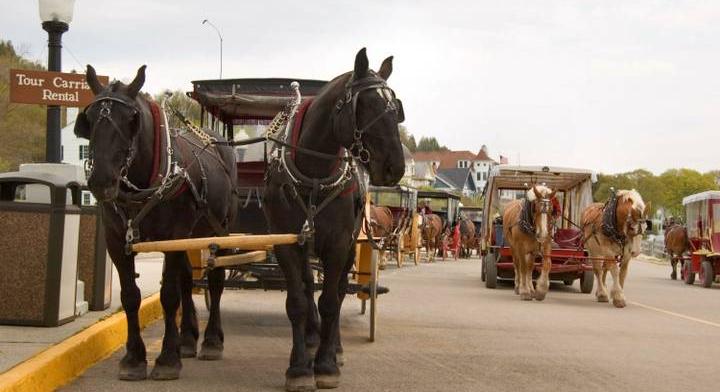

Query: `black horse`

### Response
(263, 48, 405, 391)
(74, 65, 237, 380)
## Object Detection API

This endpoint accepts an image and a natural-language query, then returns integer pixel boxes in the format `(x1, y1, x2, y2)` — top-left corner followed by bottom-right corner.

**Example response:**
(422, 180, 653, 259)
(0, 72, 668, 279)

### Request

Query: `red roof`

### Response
(413, 149, 496, 169)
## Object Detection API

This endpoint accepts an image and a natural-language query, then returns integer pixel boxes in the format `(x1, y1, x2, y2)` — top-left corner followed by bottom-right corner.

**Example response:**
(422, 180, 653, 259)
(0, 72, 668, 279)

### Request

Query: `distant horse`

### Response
(459, 217, 476, 258)
(369, 204, 394, 268)
(421, 214, 443, 262)
(581, 189, 649, 308)
(74, 66, 237, 380)
(665, 224, 689, 280)
(263, 48, 405, 391)
(503, 185, 556, 301)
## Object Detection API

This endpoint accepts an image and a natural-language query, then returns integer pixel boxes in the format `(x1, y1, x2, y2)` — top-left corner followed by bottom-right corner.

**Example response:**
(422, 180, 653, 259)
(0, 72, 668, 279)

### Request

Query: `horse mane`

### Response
(526, 185, 553, 201)
(616, 189, 645, 212)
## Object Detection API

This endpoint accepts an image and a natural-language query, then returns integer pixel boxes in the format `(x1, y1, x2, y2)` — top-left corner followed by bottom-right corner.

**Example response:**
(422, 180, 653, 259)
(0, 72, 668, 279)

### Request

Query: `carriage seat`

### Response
(553, 228, 583, 249)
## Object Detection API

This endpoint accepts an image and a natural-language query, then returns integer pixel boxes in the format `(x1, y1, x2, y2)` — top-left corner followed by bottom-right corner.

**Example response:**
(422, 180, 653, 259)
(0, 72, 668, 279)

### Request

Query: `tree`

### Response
(398, 125, 417, 152)
(416, 136, 448, 152)
(153, 90, 200, 129)
(0, 39, 47, 172)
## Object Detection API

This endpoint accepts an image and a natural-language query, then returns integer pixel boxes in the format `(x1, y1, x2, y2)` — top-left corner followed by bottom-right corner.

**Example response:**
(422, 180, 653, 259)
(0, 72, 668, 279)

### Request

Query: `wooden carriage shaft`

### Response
(131, 234, 298, 253)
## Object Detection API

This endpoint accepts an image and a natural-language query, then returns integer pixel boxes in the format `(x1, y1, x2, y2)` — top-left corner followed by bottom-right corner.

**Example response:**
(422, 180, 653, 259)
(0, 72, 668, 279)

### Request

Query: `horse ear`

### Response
(74, 112, 91, 139)
(126, 65, 147, 98)
(354, 48, 369, 79)
(532, 186, 542, 200)
(86, 65, 104, 95)
(378, 56, 393, 80)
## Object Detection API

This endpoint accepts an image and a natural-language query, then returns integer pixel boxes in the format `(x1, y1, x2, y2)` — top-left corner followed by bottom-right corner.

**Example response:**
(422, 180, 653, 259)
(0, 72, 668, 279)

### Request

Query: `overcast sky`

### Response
(2, 1, 718, 174)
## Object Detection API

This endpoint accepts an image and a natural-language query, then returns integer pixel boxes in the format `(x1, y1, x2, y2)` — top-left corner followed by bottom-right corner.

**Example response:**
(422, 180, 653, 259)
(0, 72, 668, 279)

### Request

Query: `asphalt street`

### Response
(63, 257, 720, 392)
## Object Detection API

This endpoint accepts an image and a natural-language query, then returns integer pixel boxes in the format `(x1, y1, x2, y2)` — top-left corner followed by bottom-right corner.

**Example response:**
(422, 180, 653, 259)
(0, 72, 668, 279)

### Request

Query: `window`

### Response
(476, 172, 482, 181)
(483, 171, 487, 181)
(458, 160, 470, 168)
(83, 192, 92, 206)
(79, 145, 90, 160)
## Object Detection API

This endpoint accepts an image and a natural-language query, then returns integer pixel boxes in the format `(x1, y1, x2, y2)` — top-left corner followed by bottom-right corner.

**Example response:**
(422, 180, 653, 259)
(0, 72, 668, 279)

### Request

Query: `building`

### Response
(434, 168, 477, 196)
(412, 145, 499, 194)
(61, 107, 95, 205)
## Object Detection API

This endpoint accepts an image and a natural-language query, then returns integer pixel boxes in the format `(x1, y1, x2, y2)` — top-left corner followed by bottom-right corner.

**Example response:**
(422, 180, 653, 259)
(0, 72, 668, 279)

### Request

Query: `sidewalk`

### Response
(0, 254, 163, 374)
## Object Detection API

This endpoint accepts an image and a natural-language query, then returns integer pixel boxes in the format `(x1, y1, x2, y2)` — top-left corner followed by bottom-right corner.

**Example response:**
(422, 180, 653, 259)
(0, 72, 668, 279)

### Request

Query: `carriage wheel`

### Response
(484, 253, 497, 289)
(580, 270, 594, 294)
(700, 260, 714, 288)
(396, 247, 403, 268)
(414, 247, 420, 266)
(369, 247, 379, 342)
(684, 261, 695, 285)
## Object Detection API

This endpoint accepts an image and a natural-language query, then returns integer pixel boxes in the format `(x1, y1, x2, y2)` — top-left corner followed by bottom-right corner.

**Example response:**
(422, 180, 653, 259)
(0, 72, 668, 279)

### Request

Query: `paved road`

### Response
(64, 257, 720, 392)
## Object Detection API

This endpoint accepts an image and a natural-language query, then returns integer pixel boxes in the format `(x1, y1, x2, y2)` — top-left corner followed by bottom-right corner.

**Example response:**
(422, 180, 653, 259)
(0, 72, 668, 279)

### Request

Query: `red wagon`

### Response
(681, 191, 720, 288)
(480, 165, 597, 293)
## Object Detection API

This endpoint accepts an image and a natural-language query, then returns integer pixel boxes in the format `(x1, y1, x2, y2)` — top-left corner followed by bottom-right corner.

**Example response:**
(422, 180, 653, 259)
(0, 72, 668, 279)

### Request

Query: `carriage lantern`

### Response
(39, 0, 76, 163)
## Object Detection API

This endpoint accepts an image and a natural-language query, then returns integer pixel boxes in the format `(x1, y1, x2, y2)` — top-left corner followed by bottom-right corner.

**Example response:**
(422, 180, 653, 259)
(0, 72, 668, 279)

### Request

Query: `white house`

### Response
(61, 107, 95, 205)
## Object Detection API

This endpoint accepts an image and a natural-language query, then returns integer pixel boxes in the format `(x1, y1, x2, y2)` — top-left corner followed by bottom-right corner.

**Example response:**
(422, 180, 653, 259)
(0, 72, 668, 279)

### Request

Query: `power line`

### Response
(63, 44, 85, 72)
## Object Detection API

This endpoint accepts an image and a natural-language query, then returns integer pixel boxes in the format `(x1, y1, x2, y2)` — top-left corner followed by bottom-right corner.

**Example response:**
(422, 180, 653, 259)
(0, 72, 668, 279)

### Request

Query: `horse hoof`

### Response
(519, 293, 533, 301)
(613, 298, 627, 308)
(198, 341, 224, 361)
(316, 374, 340, 389)
(150, 363, 181, 381)
(286, 375, 316, 392)
(534, 292, 547, 301)
(180, 336, 197, 358)
(118, 362, 147, 381)
(671, 272, 677, 280)
(514, 287, 519, 295)
(597, 294, 609, 303)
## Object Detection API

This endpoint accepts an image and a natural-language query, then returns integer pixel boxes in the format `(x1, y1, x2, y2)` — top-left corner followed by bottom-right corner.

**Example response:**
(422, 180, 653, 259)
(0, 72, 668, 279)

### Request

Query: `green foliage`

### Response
(153, 90, 200, 130)
(593, 168, 719, 218)
(398, 125, 416, 152)
(461, 194, 484, 207)
(416, 136, 449, 152)
(0, 39, 47, 171)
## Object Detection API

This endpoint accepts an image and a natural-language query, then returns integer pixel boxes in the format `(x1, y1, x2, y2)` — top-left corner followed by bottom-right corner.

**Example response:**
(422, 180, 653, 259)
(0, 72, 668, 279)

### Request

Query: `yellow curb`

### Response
(0, 293, 162, 392)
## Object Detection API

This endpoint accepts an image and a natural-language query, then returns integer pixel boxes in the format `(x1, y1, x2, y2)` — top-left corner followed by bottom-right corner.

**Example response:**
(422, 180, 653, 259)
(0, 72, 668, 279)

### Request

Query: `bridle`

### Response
(333, 71, 404, 163)
(83, 94, 142, 183)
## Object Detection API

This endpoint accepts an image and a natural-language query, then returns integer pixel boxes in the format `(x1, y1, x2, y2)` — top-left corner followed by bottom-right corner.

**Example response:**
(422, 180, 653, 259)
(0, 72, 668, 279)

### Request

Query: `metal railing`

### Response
(641, 237, 667, 259)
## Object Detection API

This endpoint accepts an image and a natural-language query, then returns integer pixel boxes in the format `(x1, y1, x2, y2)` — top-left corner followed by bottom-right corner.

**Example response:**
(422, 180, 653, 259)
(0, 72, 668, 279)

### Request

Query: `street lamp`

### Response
(39, 0, 75, 163)
(202, 19, 223, 79)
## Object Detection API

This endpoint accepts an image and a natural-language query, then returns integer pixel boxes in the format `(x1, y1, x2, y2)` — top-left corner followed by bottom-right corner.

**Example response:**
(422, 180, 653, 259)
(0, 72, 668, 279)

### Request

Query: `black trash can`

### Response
(0, 172, 82, 326)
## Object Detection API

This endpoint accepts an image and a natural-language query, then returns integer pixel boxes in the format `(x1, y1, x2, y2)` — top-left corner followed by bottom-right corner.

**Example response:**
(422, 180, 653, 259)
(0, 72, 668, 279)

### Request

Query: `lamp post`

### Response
(202, 19, 223, 79)
(39, 0, 75, 163)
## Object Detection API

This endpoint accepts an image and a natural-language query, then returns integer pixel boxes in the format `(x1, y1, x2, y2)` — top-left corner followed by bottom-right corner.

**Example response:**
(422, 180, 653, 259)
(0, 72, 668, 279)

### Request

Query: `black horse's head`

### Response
(74, 65, 147, 202)
(335, 49, 406, 186)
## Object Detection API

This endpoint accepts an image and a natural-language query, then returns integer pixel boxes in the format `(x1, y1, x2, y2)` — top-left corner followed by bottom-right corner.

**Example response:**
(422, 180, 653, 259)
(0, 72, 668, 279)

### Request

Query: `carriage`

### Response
(417, 190, 462, 258)
(681, 191, 720, 288)
(480, 165, 596, 292)
(154, 77, 388, 339)
(368, 185, 421, 266)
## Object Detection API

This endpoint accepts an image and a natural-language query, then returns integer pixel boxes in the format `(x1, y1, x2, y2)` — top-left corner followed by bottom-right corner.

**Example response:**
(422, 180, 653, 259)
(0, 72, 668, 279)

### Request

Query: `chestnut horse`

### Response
(581, 189, 649, 308)
(421, 214, 443, 262)
(369, 204, 394, 268)
(503, 185, 556, 301)
(665, 224, 689, 280)
(459, 217, 476, 258)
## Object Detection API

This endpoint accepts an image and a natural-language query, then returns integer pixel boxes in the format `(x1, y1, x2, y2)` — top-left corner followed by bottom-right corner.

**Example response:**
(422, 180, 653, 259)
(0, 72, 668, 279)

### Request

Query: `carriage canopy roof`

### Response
(486, 165, 597, 192)
(682, 191, 720, 206)
(190, 78, 328, 122)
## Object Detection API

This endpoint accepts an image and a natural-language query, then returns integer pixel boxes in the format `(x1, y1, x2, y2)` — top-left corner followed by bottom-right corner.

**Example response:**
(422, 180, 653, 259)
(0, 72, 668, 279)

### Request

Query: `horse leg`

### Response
(276, 245, 314, 391)
(535, 246, 551, 301)
(524, 252, 536, 300)
(609, 260, 626, 308)
(178, 255, 199, 358)
(593, 261, 609, 302)
(198, 266, 225, 360)
(304, 263, 321, 361)
(619, 258, 630, 289)
(110, 246, 147, 381)
(670, 254, 677, 280)
(517, 250, 532, 301)
(315, 250, 344, 389)
(334, 247, 356, 368)
(150, 252, 183, 380)
(511, 247, 520, 295)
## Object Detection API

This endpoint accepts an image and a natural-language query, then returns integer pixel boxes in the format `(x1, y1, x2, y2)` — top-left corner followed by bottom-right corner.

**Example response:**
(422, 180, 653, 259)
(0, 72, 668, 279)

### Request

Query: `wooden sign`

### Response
(9, 69, 109, 107)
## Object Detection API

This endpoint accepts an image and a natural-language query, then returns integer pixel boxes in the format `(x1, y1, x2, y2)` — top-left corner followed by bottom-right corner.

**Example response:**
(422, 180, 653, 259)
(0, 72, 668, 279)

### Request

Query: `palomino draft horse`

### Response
(421, 214, 443, 262)
(503, 185, 557, 301)
(459, 217, 476, 258)
(263, 48, 405, 391)
(581, 189, 649, 308)
(369, 204, 394, 268)
(74, 66, 237, 380)
(664, 222, 689, 280)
